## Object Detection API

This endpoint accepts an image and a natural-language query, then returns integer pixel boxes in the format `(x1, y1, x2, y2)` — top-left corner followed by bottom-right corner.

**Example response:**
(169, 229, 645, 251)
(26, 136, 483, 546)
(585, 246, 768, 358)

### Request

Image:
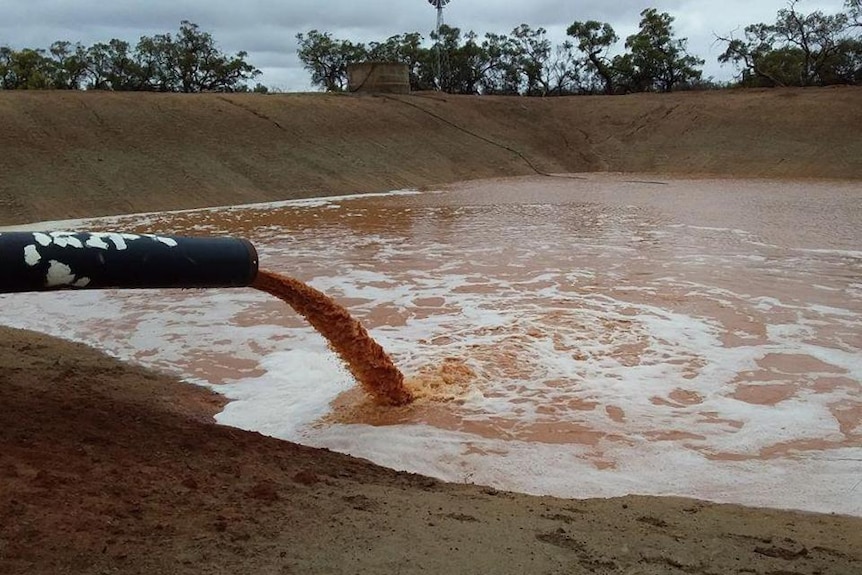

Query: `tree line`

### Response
(299, 1, 862, 94)
(0, 21, 264, 92)
(719, 0, 861, 87)
(1, 1, 858, 94)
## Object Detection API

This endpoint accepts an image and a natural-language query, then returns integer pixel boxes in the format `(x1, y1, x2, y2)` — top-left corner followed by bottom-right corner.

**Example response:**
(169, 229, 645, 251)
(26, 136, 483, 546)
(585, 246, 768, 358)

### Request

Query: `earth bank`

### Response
(0, 88, 860, 574)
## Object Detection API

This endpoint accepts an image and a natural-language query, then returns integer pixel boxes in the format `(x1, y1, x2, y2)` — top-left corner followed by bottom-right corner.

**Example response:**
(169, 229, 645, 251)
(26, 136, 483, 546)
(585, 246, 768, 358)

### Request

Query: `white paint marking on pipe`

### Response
(33, 232, 52, 247)
(45, 260, 76, 287)
(72, 277, 91, 288)
(23, 244, 41, 266)
(85, 236, 110, 250)
(50, 232, 84, 248)
(88, 232, 128, 250)
(51, 234, 71, 248)
(105, 233, 128, 250)
(153, 236, 179, 247)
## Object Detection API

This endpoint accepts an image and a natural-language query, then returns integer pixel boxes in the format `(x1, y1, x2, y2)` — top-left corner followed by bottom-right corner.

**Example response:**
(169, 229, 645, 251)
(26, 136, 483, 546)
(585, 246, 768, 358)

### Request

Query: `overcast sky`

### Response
(0, 0, 850, 90)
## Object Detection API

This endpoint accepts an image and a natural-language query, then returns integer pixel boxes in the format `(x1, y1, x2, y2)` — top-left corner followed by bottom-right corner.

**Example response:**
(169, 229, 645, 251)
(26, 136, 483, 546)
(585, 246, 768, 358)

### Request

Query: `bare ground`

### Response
(2, 326, 860, 575)
(0, 88, 860, 226)
(1, 89, 861, 574)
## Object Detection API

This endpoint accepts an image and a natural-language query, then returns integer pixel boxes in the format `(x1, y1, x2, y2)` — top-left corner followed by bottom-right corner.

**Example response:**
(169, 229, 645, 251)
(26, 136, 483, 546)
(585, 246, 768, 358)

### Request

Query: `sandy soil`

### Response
(2, 326, 860, 575)
(1, 89, 861, 574)
(0, 88, 860, 226)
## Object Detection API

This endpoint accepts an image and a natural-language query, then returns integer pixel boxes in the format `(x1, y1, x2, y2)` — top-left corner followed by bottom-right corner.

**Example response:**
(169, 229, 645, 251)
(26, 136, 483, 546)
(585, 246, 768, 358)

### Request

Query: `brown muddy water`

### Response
(252, 269, 413, 406)
(1, 174, 859, 515)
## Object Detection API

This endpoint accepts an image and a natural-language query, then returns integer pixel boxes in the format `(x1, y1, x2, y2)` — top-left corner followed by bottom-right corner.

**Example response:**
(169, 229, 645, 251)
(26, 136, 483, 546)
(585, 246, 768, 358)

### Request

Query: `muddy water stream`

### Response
(1, 174, 859, 515)
(252, 269, 412, 406)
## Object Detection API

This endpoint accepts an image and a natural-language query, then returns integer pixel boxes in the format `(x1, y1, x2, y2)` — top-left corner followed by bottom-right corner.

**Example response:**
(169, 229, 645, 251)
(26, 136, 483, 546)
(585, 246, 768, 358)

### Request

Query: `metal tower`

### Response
(427, 0, 452, 90)
(429, 0, 450, 33)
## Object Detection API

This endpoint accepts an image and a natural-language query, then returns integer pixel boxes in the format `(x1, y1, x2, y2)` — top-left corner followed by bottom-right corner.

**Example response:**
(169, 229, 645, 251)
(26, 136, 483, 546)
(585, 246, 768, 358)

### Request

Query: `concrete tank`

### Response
(348, 62, 410, 94)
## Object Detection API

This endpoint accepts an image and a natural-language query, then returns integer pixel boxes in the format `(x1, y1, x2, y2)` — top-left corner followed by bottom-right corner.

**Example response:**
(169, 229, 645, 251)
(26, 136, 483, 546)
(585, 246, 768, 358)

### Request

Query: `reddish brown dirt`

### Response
(1, 89, 862, 574)
(0, 88, 860, 226)
(252, 269, 413, 405)
(2, 325, 860, 575)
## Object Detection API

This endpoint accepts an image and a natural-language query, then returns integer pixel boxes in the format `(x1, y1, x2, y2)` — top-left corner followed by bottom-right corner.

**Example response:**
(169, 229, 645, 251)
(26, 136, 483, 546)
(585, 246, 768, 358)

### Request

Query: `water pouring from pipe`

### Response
(0, 231, 413, 406)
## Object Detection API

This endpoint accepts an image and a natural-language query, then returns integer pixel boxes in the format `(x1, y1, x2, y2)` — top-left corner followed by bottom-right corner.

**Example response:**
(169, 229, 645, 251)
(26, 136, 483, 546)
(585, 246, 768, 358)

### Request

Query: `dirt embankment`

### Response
(2, 89, 862, 574)
(2, 325, 860, 575)
(1, 87, 860, 225)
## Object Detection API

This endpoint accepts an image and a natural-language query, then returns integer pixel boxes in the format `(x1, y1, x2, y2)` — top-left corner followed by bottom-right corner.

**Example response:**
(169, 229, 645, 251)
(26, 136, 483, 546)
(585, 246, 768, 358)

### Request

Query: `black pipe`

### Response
(0, 231, 258, 293)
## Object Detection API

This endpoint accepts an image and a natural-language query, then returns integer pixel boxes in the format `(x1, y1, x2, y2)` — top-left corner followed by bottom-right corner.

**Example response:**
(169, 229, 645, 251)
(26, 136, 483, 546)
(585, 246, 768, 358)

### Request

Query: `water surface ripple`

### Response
(2, 174, 860, 515)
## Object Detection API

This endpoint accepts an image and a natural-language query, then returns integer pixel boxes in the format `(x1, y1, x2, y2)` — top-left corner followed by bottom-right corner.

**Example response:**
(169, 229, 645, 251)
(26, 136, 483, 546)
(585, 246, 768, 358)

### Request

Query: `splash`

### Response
(320, 357, 479, 428)
(252, 269, 413, 406)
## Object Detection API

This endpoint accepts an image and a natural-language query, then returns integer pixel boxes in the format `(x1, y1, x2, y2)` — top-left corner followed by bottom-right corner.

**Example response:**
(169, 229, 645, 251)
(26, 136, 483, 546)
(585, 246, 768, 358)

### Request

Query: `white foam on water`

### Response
(0, 188, 422, 232)
(1, 175, 859, 516)
(216, 348, 353, 438)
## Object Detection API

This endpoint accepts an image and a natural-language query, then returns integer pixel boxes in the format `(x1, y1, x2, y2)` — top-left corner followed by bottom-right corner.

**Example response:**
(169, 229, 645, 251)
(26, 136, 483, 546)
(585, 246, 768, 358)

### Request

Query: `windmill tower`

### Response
(429, 0, 450, 32)
(427, 0, 452, 90)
